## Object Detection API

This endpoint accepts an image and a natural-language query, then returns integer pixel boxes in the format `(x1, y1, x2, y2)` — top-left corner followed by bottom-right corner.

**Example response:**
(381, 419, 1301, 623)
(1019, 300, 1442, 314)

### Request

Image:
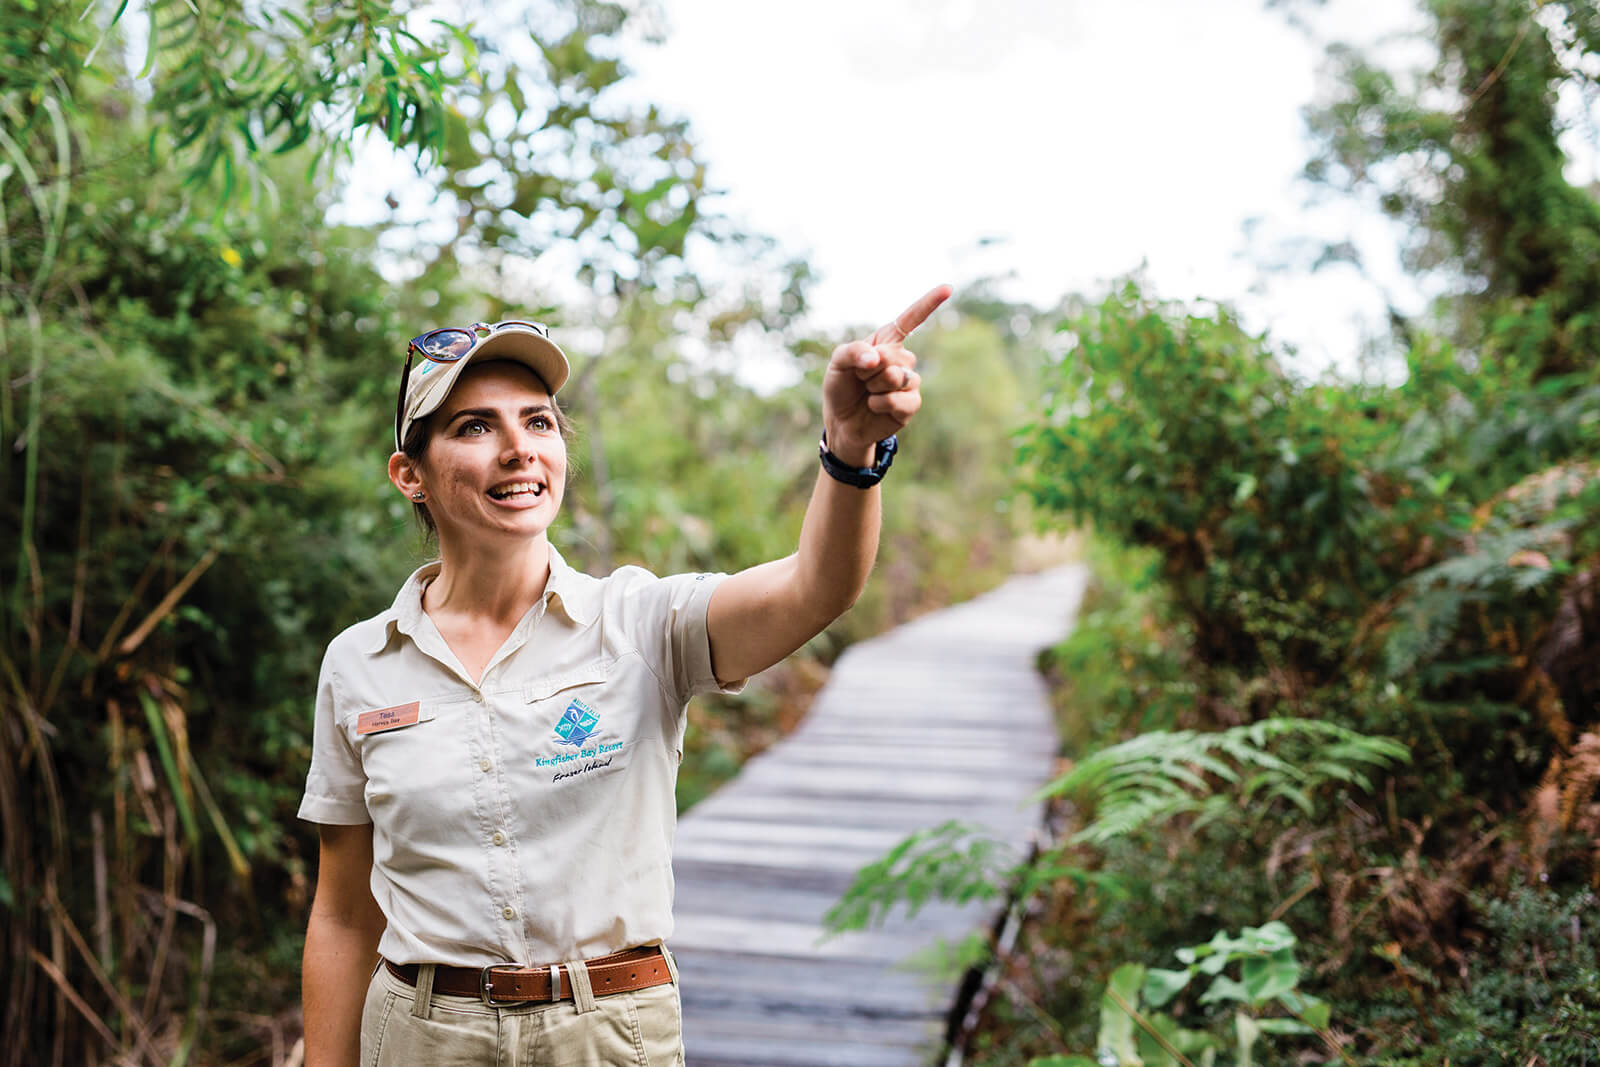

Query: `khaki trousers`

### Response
(360, 948, 684, 1066)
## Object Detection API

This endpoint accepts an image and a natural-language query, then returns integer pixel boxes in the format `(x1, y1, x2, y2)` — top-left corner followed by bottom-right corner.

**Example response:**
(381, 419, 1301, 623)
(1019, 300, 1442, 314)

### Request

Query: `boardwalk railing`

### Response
(671, 565, 1089, 1066)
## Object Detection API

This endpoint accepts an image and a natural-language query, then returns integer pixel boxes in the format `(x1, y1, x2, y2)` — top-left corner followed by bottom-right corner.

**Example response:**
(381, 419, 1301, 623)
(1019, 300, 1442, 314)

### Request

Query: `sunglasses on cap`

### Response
(394, 320, 551, 451)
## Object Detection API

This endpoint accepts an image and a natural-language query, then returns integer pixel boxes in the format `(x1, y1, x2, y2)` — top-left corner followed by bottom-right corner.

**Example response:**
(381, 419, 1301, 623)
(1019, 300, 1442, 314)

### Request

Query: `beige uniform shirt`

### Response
(297, 546, 742, 966)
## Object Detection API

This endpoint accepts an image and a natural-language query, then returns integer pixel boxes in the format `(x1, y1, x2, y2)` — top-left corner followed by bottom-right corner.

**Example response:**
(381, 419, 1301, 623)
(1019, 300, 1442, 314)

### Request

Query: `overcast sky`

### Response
(331, 0, 1430, 378)
(622, 0, 1426, 376)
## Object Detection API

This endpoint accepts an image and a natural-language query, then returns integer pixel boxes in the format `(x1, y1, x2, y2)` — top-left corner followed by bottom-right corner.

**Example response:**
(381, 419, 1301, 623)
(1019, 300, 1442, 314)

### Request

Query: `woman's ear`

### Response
(388, 451, 425, 501)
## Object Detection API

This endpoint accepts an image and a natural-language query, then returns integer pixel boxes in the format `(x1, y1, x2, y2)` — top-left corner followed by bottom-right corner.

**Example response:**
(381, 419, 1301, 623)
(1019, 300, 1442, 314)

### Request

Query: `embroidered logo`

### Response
(553, 698, 599, 747)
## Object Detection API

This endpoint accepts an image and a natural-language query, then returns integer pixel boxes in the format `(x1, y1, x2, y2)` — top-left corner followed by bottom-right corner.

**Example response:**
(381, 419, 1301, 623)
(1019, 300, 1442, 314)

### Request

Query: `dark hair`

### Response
(401, 365, 574, 539)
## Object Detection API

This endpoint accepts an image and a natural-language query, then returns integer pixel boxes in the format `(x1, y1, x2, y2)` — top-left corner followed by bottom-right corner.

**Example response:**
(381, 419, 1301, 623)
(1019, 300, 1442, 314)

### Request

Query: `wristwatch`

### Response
(818, 432, 898, 488)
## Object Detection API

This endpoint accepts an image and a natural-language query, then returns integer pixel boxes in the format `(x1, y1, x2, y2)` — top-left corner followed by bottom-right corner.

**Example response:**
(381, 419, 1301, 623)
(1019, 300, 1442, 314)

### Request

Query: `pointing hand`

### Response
(822, 284, 952, 464)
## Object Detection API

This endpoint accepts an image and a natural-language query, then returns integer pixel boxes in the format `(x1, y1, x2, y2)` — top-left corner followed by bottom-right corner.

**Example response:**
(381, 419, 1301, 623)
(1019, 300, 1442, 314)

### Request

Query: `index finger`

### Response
(871, 284, 952, 345)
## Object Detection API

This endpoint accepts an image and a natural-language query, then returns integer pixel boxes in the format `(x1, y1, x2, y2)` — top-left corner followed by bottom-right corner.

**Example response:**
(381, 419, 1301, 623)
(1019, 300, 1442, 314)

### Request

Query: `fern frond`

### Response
(1039, 719, 1411, 848)
(822, 820, 1018, 934)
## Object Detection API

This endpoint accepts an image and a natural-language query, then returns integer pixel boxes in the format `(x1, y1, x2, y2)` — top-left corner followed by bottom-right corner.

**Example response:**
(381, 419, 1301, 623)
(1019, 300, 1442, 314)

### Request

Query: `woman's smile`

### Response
(487, 479, 548, 503)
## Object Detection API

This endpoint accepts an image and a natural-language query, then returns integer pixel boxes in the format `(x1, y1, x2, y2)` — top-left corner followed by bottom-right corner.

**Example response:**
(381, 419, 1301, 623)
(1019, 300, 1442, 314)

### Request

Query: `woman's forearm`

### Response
(792, 460, 882, 625)
(302, 908, 383, 1067)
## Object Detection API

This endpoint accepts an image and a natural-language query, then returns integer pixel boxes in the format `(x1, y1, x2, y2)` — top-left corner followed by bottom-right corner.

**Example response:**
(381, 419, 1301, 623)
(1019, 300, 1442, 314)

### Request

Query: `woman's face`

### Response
(407, 361, 567, 548)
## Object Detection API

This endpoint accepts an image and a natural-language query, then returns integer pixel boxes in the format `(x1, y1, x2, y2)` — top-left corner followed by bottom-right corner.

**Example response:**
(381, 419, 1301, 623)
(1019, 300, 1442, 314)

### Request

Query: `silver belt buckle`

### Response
(479, 964, 521, 1006)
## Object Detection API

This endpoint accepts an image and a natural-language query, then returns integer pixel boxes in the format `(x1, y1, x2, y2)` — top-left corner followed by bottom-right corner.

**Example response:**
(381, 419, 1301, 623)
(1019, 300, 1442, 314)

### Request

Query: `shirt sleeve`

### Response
(296, 645, 371, 825)
(618, 569, 747, 703)
(671, 571, 748, 699)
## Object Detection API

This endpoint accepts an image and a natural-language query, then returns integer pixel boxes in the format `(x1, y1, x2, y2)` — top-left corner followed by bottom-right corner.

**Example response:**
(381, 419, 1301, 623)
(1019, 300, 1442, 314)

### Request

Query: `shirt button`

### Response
(492, 831, 506, 846)
(472, 690, 485, 703)
(502, 905, 516, 920)
(479, 758, 492, 773)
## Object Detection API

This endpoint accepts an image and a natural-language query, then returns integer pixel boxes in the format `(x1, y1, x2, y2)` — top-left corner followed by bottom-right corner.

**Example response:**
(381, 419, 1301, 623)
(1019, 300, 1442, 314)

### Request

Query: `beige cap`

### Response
(396, 322, 570, 451)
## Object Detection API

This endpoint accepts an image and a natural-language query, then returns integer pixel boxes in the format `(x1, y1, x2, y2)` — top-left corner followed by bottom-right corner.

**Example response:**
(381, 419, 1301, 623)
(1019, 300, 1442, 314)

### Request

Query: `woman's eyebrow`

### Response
(444, 406, 499, 424)
(444, 403, 553, 424)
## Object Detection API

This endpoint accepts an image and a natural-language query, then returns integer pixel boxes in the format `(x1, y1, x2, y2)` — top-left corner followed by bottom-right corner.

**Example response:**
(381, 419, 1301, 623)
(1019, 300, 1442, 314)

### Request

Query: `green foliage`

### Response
(0, 83, 417, 1055)
(1428, 887, 1600, 1065)
(1018, 284, 1388, 679)
(1046, 720, 1410, 848)
(1040, 538, 1194, 757)
(3, 0, 469, 212)
(1305, 0, 1600, 379)
(901, 931, 995, 986)
(134, 0, 466, 199)
(822, 821, 1016, 934)
(1026, 923, 1337, 1067)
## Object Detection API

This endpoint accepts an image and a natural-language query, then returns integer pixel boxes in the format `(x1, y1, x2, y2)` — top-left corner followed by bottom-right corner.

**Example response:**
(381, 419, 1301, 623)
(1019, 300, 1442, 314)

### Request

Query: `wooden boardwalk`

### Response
(671, 565, 1089, 1066)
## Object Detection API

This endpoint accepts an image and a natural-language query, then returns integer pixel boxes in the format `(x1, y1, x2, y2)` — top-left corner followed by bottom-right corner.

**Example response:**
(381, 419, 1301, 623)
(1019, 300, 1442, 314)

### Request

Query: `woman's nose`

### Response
(500, 426, 543, 465)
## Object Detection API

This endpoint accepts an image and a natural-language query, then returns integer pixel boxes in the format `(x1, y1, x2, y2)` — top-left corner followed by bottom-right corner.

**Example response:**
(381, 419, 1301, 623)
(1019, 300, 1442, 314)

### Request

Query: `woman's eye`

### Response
(459, 420, 489, 436)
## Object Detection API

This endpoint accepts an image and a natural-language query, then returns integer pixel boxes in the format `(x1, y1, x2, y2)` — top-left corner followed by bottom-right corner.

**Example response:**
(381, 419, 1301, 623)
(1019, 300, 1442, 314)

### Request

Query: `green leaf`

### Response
(1142, 966, 1193, 1008)
(1137, 1012, 1219, 1065)
(139, 692, 200, 848)
(1198, 973, 1251, 1005)
(1241, 948, 1300, 1002)
(1280, 990, 1332, 1030)
(1100, 963, 1146, 1065)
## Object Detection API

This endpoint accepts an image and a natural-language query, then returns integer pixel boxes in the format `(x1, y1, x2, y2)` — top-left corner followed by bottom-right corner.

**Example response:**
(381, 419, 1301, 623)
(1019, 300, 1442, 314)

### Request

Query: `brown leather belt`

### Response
(385, 946, 671, 1006)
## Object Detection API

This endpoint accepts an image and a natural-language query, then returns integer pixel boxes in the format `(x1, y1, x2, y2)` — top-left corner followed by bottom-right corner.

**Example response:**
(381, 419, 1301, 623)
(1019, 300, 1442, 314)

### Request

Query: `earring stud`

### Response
(411, 492, 426, 502)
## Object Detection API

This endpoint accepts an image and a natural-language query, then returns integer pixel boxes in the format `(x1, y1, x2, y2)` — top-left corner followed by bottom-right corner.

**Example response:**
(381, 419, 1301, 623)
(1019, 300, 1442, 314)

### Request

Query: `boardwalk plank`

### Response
(684, 793, 1044, 838)
(674, 565, 1087, 1066)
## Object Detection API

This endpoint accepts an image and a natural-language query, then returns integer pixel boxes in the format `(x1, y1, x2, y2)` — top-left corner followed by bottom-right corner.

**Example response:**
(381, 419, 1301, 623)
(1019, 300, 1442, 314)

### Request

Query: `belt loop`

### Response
(660, 944, 680, 985)
(564, 958, 597, 1015)
(410, 963, 436, 1020)
(549, 963, 563, 1003)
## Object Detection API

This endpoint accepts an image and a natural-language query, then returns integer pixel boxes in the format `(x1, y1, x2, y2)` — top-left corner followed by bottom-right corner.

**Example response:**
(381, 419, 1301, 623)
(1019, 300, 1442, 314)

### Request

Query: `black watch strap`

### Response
(818, 433, 898, 488)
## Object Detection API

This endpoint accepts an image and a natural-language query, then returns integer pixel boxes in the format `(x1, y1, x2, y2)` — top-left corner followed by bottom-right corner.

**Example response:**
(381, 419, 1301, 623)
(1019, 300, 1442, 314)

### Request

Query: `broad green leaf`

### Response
(1142, 966, 1192, 1008)
(1241, 948, 1300, 1001)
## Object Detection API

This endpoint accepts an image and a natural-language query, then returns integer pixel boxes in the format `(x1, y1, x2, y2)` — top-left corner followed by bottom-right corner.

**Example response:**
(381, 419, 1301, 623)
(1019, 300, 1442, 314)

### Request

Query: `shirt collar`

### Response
(543, 544, 600, 627)
(364, 545, 597, 655)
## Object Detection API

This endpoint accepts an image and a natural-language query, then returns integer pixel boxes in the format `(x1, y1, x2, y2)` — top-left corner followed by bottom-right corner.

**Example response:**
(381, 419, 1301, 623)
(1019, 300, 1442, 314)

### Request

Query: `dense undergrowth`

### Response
(959, 536, 1600, 1064)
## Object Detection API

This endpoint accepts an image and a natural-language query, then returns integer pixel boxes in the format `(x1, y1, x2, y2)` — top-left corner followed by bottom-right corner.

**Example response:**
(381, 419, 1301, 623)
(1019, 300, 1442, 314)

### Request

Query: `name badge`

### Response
(356, 701, 422, 735)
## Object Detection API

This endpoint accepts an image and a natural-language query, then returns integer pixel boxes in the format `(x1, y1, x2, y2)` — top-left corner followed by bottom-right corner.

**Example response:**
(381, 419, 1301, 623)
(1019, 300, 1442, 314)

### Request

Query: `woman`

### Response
(298, 284, 950, 1065)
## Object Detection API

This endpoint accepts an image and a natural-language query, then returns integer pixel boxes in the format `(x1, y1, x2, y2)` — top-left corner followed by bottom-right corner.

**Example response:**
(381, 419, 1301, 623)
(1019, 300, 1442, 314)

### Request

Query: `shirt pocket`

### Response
(525, 665, 609, 744)
(349, 696, 478, 814)
(513, 664, 635, 797)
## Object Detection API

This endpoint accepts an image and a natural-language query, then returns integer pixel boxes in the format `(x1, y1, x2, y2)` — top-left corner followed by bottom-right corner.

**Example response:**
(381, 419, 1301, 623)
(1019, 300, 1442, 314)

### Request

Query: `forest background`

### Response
(1, 0, 1597, 1065)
